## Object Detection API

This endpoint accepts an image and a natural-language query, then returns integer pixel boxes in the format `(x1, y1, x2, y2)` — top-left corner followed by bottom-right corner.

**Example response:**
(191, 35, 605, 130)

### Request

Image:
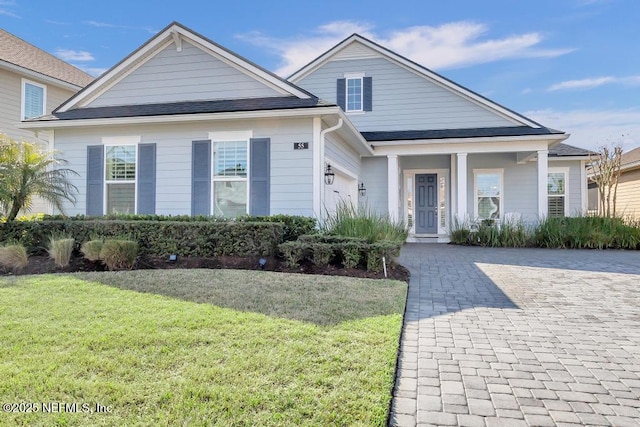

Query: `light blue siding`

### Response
(361, 157, 388, 215)
(550, 160, 584, 216)
(53, 118, 315, 216)
(296, 54, 517, 131)
(325, 133, 361, 177)
(400, 155, 450, 170)
(88, 41, 282, 107)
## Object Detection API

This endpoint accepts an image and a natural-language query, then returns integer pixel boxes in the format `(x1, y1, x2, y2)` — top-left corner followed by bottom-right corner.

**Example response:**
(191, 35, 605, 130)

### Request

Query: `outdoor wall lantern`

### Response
(324, 164, 335, 185)
(358, 182, 367, 197)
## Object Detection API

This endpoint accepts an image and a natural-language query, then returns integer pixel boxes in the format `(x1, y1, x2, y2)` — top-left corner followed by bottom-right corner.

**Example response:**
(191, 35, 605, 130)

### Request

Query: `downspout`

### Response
(318, 118, 343, 223)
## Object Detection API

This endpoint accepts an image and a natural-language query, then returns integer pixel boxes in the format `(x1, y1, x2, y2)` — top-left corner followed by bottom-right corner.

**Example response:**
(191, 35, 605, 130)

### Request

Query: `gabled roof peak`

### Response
(55, 21, 314, 113)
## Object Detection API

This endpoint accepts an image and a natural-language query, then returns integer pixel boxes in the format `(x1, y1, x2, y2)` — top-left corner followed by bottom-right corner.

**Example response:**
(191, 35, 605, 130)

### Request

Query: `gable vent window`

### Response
(337, 75, 372, 113)
(22, 80, 46, 120)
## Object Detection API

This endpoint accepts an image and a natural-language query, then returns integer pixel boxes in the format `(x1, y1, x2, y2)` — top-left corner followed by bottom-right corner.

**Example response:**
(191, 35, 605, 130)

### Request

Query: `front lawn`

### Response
(0, 270, 406, 426)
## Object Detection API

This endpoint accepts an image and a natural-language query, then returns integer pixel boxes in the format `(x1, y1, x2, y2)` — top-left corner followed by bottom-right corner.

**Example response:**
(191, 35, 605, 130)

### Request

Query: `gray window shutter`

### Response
(250, 137, 270, 216)
(336, 78, 346, 110)
(363, 76, 373, 111)
(86, 145, 104, 216)
(137, 143, 156, 214)
(191, 140, 211, 216)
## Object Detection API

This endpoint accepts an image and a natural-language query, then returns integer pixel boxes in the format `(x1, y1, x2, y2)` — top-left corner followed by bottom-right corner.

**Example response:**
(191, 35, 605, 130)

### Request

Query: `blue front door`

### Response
(415, 174, 438, 234)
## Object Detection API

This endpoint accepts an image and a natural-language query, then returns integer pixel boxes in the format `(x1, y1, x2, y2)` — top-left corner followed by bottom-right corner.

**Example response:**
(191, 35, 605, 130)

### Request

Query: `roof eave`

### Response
(0, 60, 85, 91)
(17, 105, 344, 129)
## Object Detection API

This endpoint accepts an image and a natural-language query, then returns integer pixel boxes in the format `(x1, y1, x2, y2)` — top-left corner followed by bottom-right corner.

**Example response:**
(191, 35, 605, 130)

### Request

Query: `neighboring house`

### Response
(19, 22, 591, 241)
(588, 146, 640, 219)
(0, 28, 94, 213)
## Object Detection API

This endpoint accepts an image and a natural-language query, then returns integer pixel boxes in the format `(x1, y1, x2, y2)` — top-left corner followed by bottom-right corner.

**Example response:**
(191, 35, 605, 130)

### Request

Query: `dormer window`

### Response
(22, 79, 46, 120)
(337, 73, 372, 113)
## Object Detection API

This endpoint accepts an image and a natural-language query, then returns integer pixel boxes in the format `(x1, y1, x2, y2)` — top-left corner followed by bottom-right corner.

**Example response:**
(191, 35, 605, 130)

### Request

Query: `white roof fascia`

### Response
(371, 133, 568, 147)
(57, 24, 311, 113)
(0, 60, 84, 91)
(290, 35, 541, 128)
(17, 106, 342, 129)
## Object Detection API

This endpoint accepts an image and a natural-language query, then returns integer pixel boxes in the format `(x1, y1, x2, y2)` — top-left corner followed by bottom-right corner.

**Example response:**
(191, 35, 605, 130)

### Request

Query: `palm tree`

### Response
(0, 134, 78, 221)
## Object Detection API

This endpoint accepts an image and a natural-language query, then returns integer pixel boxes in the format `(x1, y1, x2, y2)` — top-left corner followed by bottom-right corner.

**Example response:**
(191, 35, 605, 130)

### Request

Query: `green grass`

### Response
(0, 270, 406, 426)
(321, 201, 408, 244)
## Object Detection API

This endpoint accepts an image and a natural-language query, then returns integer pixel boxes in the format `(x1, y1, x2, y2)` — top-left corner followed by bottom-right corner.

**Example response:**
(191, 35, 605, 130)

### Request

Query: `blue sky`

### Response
(1, 0, 639, 151)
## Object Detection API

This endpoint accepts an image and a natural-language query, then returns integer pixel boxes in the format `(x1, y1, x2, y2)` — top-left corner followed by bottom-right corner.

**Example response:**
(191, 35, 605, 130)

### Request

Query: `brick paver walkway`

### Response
(391, 245, 640, 426)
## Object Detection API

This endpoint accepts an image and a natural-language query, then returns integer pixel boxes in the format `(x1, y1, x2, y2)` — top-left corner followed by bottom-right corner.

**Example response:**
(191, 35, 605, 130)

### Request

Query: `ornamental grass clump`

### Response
(48, 234, 75, 268)
(322, 200, 407, 244)
(0, 243, 29, 271)
(100, 239, 138, 270)
(81, 239, 104, 262)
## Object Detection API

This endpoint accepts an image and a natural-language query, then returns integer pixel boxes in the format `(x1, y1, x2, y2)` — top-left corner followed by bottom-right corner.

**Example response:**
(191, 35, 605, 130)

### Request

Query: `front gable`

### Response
(290, 36, 541, 132)
(87, 39, 284, 107)
(57, 22, 311, 113)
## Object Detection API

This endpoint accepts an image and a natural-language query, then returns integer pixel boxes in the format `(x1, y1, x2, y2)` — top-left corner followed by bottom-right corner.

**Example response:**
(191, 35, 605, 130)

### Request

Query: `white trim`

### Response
(373, 139, 559, 157)
(580, 160, 588, 215)
(57, 23, 310, 112)
(21, 78, 47, 120)
(387, 155, 399, 221)
(102, 136, 141, 215)
(371, 133, 569, 147)
(548, 166, 570, 217)
(456, 153, 468, 220)
(537, 150, 549, 218)
(0, 61, 83, 91)
(289, 35, 541, 128)
(312, 117, 322, 218)
(403, 168, 450, 236)
(344, 75, 364, 113)
(473, 168, 504, 220)
(209, 131, 252, 217)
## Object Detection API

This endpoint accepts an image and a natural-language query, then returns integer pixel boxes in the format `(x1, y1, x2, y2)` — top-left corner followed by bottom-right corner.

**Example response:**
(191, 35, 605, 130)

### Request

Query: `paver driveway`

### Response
(391, 244, 640, 427)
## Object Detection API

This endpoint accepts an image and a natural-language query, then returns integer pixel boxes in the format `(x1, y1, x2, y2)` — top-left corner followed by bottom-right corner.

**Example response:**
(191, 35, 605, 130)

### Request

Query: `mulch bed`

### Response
(1, 254, 410, 282)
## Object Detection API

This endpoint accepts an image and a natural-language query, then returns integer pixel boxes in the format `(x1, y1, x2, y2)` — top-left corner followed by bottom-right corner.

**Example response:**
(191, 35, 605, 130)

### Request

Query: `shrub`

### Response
(239, 215, 316, 242)
(340, 242, 363, 269)
(0, 243, 28, 271)
(310, 243, 333, 266)
(100, 240, 138, 270)
(365, 241, 402, 272)
(81, 239, 104, 262)
(0, 220, 284, 257)
(48, 235, 75, 268)
(278, 241, 306, 268)
(321, 201, 407, 244)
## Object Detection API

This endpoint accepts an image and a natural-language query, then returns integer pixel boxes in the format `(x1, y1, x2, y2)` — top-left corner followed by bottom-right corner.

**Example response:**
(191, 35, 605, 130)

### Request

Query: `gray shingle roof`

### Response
(548, 143, 592, 157)
(28, 96, 329, 121)
(361, 126, 564, 141)
(0, 28, 94, 87)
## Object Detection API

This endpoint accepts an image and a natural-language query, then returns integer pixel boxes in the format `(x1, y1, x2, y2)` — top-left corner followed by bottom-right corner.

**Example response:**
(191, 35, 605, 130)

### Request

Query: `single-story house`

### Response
(588, 146, 640, 219)
(19, 22, 591, 241)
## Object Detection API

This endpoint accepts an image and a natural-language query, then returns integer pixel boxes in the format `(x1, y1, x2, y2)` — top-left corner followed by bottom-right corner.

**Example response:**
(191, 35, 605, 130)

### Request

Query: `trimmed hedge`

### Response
(278, 238, 402, 272)
(42, 214, 315, 242)
(0, 220, 284, 257)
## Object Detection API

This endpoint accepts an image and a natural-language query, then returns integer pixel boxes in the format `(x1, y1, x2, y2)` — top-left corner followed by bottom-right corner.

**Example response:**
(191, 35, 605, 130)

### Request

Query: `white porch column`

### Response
(387, 155, 399, 221)
(537, 150, 549, 218)
(456, 153, 468, 220)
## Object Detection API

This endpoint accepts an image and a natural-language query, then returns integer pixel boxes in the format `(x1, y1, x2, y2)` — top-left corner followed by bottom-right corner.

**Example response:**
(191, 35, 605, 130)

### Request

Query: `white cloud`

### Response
(526, 108, 640, 151)
(547, 75, 640, 91)
(0, 0, 18, 18)
(238, 20, 573, 77)
(83, 20, 157, 34)
(55, 49, 95, 62)
(78, 66, 109, 77)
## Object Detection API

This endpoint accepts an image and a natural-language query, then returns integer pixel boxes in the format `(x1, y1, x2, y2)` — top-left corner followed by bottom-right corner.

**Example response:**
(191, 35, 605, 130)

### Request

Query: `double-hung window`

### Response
(22, 79, 46, 120)
(105, 142, 137, 214)
(548, 169, 569, 217)
(211, 132, 249, 217)
(474, 169, 503, 220)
